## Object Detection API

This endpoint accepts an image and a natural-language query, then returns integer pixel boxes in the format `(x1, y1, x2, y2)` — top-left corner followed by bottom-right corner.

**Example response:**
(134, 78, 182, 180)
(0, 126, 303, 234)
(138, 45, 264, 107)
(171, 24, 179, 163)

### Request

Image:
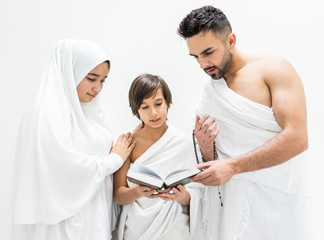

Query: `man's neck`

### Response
(223, 49, 246, 83)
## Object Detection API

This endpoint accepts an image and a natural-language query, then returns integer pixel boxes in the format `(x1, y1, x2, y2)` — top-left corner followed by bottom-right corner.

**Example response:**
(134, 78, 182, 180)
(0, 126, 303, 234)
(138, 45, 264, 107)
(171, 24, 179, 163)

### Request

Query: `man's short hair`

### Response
(178, 6, 232, 39)
(129, 73, 172, 119)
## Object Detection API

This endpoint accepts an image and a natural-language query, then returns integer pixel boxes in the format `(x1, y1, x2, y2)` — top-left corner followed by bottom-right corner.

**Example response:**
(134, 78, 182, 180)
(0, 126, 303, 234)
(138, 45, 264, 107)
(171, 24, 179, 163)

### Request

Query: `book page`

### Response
(132, 163, 162, 179)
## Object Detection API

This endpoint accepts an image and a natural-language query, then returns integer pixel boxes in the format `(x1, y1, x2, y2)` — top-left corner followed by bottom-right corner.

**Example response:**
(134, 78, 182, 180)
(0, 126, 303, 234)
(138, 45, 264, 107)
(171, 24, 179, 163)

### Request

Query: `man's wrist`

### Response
(200, 146, 214, 160)
(229, 157, 242, 175)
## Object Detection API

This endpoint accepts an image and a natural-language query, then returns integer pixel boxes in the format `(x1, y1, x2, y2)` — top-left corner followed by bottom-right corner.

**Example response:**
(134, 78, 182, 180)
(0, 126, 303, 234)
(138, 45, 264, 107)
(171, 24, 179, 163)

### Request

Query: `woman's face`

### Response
(137, 88, 169, 129)
(76, 62, 109, 102)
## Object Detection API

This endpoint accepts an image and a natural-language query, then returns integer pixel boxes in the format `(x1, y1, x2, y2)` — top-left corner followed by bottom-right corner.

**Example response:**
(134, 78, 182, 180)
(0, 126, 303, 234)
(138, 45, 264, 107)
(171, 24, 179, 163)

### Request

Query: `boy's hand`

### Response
(159, 185, 190, 205)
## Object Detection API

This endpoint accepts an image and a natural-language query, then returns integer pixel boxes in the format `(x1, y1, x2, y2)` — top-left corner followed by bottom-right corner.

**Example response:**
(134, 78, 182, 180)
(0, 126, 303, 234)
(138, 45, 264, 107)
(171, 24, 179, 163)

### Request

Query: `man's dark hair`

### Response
(129, 73, 172, 119)
(178, 6, 232, 39)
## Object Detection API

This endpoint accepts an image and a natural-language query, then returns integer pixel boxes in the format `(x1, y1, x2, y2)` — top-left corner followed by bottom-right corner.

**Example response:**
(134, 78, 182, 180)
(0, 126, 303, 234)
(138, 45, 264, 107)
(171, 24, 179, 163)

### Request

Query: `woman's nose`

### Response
(92, 82, 102, 92)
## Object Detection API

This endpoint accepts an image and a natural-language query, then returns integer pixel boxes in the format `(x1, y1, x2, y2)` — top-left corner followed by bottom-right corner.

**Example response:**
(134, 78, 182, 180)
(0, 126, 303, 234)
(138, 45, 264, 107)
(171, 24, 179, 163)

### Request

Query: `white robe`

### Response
(115, 126, 206, 240)
(12, 40, 123, 240)
(196, 78, 313, 240)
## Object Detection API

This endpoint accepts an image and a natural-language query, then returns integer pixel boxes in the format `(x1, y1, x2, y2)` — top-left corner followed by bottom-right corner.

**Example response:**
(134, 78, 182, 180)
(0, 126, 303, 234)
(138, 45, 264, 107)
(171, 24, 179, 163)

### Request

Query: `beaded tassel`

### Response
(192, 130, 223, 207)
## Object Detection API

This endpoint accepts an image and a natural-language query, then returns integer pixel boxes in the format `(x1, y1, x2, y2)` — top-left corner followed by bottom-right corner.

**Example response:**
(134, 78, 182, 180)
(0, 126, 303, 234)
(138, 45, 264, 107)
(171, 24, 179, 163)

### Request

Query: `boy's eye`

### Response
(156, 103, 162, 106)
(141, 106, 148, 109)
(100, 80, 106, 83)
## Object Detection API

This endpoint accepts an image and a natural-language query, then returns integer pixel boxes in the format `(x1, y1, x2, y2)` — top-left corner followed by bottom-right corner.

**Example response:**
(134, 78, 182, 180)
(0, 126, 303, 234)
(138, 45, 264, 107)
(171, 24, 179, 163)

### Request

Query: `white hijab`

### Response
(13, 39, 112, 224)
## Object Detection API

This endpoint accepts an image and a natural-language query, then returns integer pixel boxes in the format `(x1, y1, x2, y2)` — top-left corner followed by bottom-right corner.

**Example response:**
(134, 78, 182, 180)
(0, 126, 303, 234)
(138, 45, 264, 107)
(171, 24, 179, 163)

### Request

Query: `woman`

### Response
(12, 39, 134, 240)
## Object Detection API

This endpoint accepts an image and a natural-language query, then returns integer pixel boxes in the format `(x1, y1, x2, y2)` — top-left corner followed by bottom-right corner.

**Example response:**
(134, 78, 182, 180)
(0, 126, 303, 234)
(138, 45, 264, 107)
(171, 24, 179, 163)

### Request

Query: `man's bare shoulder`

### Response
(248, 54, 294, 76)
(247, 54, 289, 68)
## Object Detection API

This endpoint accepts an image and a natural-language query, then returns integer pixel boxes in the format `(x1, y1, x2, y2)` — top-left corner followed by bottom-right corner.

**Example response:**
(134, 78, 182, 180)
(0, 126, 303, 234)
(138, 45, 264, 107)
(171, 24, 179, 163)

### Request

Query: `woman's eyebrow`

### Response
(88, 73, 107, 78)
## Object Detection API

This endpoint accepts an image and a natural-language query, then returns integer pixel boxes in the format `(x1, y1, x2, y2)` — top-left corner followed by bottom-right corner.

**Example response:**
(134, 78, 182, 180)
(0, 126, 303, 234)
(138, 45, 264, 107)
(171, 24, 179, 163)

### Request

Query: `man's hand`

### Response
(191, 159, 236, 186)
(194, 114, 219, 160)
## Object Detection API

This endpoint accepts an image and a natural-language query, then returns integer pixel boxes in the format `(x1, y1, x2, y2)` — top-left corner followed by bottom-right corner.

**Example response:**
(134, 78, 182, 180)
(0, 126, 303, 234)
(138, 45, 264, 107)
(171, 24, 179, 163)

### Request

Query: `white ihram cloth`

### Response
(196, 79, 313, 240)
(115, 126, 206, 240)
(12, 39, 124, 240)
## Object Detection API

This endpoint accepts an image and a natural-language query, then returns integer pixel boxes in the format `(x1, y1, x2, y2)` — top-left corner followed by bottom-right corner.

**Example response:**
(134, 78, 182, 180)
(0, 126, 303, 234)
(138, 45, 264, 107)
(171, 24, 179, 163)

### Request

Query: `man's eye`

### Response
(205, 51, 214, 55)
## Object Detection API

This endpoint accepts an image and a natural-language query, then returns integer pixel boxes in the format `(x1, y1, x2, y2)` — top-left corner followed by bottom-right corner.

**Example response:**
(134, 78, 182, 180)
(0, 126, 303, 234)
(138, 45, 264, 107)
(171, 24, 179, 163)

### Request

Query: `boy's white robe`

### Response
(115, 126, 206, 240)
(12, 40, 123, 240)
(196, 78, 313, 240)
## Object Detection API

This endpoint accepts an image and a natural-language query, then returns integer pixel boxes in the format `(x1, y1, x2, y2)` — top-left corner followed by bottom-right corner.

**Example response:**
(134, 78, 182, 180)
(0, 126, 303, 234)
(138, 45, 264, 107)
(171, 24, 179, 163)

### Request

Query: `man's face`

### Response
(186, 30, 232, 80)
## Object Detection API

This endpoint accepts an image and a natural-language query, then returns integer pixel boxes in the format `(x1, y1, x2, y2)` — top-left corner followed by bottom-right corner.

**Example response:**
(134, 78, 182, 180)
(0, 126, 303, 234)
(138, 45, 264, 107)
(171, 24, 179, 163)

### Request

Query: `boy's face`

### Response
(137, 88, 169, 129)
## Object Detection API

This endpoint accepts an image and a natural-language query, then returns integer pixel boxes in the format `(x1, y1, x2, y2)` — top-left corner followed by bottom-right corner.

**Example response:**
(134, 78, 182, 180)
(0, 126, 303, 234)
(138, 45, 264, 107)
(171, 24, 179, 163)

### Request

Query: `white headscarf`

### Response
(13, 39, 113, 224)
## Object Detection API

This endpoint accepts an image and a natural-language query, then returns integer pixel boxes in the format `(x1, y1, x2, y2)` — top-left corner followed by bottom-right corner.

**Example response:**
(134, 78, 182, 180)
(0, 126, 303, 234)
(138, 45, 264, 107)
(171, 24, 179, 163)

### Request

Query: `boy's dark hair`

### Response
(129, 73, 172, 119)
(178, 6, 232, 40)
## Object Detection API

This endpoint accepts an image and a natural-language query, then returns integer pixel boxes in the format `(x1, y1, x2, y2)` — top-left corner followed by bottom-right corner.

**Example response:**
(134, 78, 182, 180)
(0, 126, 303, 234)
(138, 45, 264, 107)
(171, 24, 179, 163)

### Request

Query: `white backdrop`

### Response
(1, 0, 323, 239)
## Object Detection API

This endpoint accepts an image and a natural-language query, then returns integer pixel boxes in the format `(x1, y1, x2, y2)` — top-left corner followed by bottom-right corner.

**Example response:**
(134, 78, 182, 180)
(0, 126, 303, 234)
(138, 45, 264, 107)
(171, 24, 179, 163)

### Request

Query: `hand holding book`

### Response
(126, 163, 201, 192)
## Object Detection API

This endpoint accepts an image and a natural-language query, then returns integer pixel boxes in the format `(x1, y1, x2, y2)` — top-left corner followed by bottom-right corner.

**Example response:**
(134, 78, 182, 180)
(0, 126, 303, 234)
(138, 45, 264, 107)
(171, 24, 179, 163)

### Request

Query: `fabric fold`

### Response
(196, 78, 311, 196)
(116, 126, 206, 240)
(12, 39, 119, 239)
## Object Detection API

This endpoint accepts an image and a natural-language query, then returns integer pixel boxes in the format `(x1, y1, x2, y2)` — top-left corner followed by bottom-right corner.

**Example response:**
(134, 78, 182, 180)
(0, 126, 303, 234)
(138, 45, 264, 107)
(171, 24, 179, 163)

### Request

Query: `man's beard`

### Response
(204, 49, 232, 80)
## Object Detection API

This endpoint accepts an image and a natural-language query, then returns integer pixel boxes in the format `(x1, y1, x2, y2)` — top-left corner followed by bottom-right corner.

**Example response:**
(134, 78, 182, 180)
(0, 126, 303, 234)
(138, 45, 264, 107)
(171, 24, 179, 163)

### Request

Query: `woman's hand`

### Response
(111, 132, 136, 162)
(159, 185, 190, 205)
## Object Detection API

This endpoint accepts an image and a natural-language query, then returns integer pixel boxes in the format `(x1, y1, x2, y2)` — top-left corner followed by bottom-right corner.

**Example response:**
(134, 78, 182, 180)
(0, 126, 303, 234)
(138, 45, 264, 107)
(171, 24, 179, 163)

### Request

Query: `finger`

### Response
(210, 127, 219, 142)
(140, 186, 153, 192)
(127, 140, 136, 152)
(194, 115, 201, 130)
(147, 189, 158, 195)
(176, 184, 185, 192)
(122, 132, 131, 143)
(195, 162, 212, 171)
(195, 115, 209, 132)
(115, 134, 123, 143)
(190, 168, 213, 182)
(160, 194, 175, 200)
(125, 132, 131, 139)
(148, 193, 161, 198)
(206, 121, 217, 136)
(171, 187, 180, 194)
(201, 117, 216, 133)
(125, 133, 133, 146)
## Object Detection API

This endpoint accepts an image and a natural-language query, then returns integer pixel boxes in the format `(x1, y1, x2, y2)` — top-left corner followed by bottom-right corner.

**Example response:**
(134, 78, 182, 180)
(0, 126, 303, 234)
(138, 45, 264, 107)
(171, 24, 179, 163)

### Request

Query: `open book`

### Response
(126, 163, 201, 191)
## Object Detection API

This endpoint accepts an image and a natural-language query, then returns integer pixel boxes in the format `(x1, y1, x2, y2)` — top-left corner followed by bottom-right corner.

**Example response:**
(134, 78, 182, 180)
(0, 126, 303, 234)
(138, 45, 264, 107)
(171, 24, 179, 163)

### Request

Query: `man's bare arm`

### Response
(192, 57, 308, 185)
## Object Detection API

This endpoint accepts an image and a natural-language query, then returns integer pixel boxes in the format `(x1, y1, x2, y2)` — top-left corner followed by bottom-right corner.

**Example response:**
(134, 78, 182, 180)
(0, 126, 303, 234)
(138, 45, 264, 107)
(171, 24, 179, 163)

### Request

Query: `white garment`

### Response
(196, 78, 313, 240)
(12, 39, 124, 240)
(115, 126, 206, 240)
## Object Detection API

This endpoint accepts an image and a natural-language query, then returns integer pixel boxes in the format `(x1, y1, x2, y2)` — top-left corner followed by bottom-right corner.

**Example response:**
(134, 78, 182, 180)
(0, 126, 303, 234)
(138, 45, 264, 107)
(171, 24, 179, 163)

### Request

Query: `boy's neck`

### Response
(142, 123, 168, 141)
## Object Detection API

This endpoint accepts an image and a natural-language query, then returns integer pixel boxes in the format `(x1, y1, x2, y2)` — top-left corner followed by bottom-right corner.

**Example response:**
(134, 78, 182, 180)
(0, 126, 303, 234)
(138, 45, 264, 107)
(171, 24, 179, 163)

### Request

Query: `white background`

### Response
(1, 0, 323, 239)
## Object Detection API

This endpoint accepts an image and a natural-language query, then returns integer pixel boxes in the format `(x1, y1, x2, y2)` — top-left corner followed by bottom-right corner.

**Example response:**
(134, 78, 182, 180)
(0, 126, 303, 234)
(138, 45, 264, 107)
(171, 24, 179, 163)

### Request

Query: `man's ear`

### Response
(227, 33, 236, 50)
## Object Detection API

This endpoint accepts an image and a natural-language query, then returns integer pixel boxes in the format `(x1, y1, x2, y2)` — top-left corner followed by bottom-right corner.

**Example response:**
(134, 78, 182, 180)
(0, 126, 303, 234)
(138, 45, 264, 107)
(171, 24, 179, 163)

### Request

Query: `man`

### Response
(178, 6, 312, 240)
